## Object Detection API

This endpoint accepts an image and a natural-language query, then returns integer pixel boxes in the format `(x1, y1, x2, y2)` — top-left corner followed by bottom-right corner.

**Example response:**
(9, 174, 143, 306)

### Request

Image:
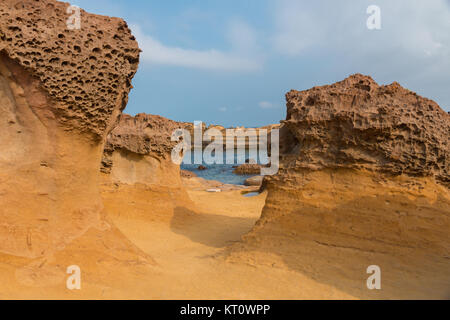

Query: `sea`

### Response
(181, 150, 262, 185)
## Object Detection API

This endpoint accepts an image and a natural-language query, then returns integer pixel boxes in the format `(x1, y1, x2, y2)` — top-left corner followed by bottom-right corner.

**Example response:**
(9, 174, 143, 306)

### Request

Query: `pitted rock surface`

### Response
(0, 0, 140, 138)
(102, 113, 190, 173)
(282, 74, 449, 187)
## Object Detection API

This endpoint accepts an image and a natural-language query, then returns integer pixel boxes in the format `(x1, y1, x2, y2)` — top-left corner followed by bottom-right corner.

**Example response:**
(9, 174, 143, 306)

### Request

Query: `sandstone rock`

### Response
(0, 0, 140, 258)
(101, 113, 192, 187)
(199, 124, 280, 150)
(181, 170, 198, 179)
(104, 113, 189, 159)
(233, 164, 263, 175)
(229, 74, 450, 299)
(282, 73, 449, 186)
(102, 113, 188, 174)
(100, 113, 194, 218)
(198, 165, 207, 171)
(0, 0, 140, 138)
(244, 176, 264, 187)
(267, 74, 450, 251)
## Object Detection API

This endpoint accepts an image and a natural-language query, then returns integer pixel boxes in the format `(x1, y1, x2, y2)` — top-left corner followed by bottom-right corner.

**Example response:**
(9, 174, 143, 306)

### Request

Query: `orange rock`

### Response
(228, 75, 450, 299)
(0, 0, 140, 259)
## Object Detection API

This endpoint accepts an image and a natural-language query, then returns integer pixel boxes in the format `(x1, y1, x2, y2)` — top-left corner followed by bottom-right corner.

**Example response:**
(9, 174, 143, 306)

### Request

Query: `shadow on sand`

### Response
(170, 206, 258, 249)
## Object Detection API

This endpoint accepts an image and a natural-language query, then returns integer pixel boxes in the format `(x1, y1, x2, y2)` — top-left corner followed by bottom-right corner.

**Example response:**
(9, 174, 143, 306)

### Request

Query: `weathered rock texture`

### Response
(229, 74, 450, 299)
(100, 113, 194, 221)
(0, 0, 140, 259)
(233, 164, 264, 175)
(196, 124, 280, 152)
(0, 0, 139, 138)
(281, 74, 449, 186)
(101, 113, 189, 184)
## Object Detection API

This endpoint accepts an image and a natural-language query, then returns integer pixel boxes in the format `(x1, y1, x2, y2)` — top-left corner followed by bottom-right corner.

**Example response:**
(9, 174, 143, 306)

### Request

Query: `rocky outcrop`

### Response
(0, 0, 140, 258)
(233, 164, 264, 175)
(201, 124, 280, 151)
(181, 170, 198, 179)
(100, 113, 194, 220)
(281, 74, 449, 186)
(244, 176, 264, 187)
(229, 74, 450, 299)
(101, 113, 188, 185)
(0, 0, 139, 138)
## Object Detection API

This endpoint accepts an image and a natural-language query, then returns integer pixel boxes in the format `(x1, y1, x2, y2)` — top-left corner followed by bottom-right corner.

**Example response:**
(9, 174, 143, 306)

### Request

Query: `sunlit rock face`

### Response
(259, 74, 450, 253)
(0, 0, 140, 258)
(100, 114, 195, 221)
(281, 73, 449, 186)
(101, 113, 187, 186)
(229, 75, 450, 299)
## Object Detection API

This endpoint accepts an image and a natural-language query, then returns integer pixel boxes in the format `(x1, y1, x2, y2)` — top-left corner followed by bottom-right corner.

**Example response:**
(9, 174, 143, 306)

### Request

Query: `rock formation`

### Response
(233, 164, 265, 175)
(229, 74, 450, 299)
(281, 74, 449, 187)
(181, 169, 198, 179)
(0, 0, 140, 258)
(101, 113, 186, 185)
(244, 175, 264, 187)
(100, 113, 194, 221)
(200, 124, 280, 151)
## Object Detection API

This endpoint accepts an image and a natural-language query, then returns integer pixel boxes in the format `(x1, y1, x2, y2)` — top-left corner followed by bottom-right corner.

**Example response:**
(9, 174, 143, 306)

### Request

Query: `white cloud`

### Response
(131, 24, 262, 72)
(270, 0, 450, 109)
(271, 0, 450, 68)
(272, 0, 450, 59)
(258, 101, 277, 109)
(219, 107, 228, 112)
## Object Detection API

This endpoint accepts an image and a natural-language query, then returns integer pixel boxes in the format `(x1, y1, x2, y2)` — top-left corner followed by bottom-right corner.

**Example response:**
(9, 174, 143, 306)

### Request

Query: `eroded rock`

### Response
(101, 113, 190, 185)
(100, 113, 195, 221)
(281, 73, 449, 186)
(233, 164, 264, 175)
(228, 75, 450, 299)
(0, 0, 140, 258)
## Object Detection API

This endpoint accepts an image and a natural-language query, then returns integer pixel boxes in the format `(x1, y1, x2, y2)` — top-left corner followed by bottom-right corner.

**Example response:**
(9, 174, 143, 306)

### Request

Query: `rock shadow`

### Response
(170, 206, 258, 249)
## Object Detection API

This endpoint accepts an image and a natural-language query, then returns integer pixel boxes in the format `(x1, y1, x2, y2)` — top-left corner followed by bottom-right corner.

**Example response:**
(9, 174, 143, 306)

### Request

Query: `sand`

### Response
(0, 179, 356, 300)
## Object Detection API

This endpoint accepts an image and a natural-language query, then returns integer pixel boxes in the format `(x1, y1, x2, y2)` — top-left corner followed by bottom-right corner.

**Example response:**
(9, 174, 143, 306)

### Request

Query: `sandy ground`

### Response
(0, 178, 358, 299)
(100, 185, 356, 300)
(1, 175, 447, 299)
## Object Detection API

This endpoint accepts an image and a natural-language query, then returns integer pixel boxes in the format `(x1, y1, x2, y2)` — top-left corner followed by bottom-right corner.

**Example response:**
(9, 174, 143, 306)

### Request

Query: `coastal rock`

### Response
(282, 73, 449, 186)
(101, 113, 194, 219)
(244, 176, 264, 187)
(229, 74, 450, 299)
(101, 113, 188, 178)
(181, 170, 198, 179)
(0, 0, 140, 138)
(201, 124, 281, 150)
(233, 164, 263, 175)
(0, 0, 140, 258)
(101, 113, 189, 187)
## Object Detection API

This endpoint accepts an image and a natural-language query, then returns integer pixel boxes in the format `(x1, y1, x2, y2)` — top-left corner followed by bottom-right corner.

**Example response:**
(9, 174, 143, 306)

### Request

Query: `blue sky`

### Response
(71, 0, 450, 127)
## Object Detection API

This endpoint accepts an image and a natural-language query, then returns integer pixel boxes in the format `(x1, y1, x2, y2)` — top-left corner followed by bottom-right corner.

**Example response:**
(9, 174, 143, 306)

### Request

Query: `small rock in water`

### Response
(198, 165, 207, 171)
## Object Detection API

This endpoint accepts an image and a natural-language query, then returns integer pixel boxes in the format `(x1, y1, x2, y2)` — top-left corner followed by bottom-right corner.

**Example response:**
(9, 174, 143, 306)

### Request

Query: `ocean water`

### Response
(181, 151, 261, 185)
